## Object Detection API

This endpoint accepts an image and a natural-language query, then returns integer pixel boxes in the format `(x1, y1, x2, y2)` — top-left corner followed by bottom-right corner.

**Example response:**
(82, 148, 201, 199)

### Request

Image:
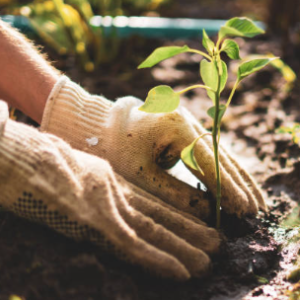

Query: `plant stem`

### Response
(192, 132, 213, 176)
(188, 49, 212, 61)
(226, 79, 239, 107)
(213, 60, 222, 229)
(177, 84, 214, 95)
(215, 37, 222, 52)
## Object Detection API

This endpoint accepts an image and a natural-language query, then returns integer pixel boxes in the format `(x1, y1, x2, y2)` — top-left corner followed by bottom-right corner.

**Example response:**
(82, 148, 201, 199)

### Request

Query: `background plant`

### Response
(277, 123, 300, 145)
(1, 0, 101, 71)
(138, 17, 278, 228)
(0, 0, 170, 71)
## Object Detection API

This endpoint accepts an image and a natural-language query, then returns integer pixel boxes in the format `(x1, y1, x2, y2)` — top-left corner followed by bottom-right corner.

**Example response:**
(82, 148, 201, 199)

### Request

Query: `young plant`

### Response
(277, 123, 300, 145)
(138, 17, 278, 228)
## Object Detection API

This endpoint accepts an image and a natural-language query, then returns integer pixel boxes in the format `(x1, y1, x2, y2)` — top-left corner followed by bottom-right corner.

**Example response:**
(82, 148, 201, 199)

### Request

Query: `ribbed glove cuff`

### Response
(0, 101, 9, 136)
(40, 76, 113, 149)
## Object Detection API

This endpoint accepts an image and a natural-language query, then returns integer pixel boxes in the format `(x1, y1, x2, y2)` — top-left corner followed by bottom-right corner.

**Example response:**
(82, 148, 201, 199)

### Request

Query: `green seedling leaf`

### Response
(207, 104, 227, 122)
(238, 57, 278, 80)
(181, 137, 204, 174)
(9, 296, 23, 300)
(270, 57, 296, 87)
(139, 85, 180, 113)
(219, 17, 265, 39)
(202, 29, 215, 56)
(138, 45, 190, 69)
(220, 39, 241, 59)
(271, 58, 296, 82)
(200, 59, 228, 103)
(200, 59, 218, 99)
(244, 54, 295, 90)
(255, 275, 269, 284)
(276, 123, 300, 144)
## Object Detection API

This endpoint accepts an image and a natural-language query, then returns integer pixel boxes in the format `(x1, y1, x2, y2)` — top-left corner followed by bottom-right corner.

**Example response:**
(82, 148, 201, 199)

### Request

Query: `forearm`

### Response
(0, 20, 60, 123)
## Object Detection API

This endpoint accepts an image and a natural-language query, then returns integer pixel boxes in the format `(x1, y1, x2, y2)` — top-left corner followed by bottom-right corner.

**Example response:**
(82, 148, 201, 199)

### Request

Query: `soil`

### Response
(1, 1, 300, 299)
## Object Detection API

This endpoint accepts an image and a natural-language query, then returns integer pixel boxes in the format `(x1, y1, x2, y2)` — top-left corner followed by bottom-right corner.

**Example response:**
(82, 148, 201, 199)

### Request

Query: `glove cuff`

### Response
(40, 75, 113, 149)
(0, 100, 9, 136)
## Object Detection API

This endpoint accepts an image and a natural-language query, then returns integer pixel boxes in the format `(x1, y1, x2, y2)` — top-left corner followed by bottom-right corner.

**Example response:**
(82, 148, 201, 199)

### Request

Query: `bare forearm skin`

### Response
(0, 20, 60, 123)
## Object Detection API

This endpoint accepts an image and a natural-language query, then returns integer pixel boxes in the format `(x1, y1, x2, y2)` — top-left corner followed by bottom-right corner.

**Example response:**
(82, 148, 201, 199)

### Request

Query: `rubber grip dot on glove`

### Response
(10, 191, 118, 254)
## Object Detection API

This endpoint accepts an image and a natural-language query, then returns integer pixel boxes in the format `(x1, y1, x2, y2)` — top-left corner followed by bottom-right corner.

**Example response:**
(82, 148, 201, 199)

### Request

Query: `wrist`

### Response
(0, 20, 60, 123)
(40, 76, 113, 150)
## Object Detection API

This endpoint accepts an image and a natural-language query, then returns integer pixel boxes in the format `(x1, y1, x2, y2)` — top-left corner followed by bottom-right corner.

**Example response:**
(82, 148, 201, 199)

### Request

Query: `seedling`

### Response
(277, 123, 300, 145)
(138, 17, 279, 228)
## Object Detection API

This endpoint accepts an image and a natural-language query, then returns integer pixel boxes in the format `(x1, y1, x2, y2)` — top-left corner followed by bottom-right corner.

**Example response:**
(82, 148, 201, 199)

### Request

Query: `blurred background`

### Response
(0, 0, 299, 90)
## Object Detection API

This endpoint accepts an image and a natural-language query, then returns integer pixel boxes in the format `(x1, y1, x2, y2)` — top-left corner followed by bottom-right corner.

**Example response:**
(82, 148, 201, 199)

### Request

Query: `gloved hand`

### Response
(0, 100, 220, 280)
(41, 76, 267, 219)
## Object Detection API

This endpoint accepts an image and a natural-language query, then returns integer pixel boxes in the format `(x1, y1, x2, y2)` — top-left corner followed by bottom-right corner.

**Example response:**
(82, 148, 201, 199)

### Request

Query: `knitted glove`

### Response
(0, 100, 220, 280)
(41, 76, 267, 219)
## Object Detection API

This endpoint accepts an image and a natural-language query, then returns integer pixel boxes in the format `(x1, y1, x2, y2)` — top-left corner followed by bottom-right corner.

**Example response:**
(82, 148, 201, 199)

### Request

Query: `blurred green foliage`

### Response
(277, 123, 300, 145)
(270, 56, 297, 91)
(0, 0, 169, 71)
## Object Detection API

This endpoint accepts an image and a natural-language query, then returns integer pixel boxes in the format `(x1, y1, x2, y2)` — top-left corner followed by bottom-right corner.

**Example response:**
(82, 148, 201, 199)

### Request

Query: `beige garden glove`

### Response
(41, 76, 267, 219)
(0, 100, 220, 280)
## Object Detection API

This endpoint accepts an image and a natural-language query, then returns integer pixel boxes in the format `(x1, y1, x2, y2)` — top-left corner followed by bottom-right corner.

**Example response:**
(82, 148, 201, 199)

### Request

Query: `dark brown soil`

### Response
(1, 1, 300, 299)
